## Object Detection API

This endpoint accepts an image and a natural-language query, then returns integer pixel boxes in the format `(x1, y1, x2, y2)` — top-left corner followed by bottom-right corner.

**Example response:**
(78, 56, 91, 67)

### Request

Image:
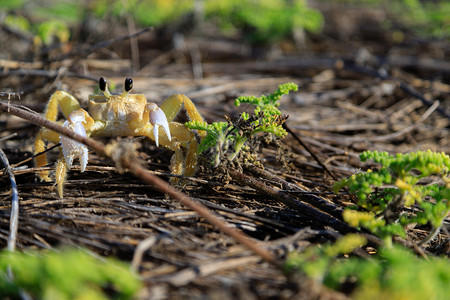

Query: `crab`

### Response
(34, 77, 205, 198)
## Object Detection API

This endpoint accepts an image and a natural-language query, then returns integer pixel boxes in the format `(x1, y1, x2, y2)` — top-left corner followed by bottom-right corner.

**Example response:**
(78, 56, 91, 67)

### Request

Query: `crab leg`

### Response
(159, 94, 206, 138)
(150, 94, 206, 183)
(34, 91, 82, 181)
(34, 130, 59, 181)
(155, 122, 198, 184)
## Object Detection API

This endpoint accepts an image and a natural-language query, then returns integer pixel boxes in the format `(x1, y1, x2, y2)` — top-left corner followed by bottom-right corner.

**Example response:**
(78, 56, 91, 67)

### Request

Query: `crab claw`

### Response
(147, 103, 171, 146)
(60, 110, 89, 172)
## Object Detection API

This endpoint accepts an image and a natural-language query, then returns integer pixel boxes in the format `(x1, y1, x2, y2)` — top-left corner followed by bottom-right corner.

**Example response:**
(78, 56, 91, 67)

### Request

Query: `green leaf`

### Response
(37, 20, 70, 45)
(286, 241, 450, 300)
(0, 248, 141, 299)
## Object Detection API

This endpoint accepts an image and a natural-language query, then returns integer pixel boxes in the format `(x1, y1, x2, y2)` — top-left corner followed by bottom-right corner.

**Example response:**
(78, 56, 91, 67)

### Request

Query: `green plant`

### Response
(334, 150, 449, 246)
(93, 0, 323, 44)
(389, 0, 450, 38)
(90, 0, 193, 27)
(186, 82, 297, 168)
(285, 236, 450, 300)
(333, 0, 450, 39)
(285, 234, 367, 282)
(35, 20, 71, 45)
(0, 248, 141, 299)
(2, 8, 72, 46)
(204, 0, 323, 44)
(2, 0, 323, 47)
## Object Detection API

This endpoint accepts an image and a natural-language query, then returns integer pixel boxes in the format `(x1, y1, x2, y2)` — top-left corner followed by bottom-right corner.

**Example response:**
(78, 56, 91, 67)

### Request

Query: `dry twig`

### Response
(0, 147, 19, 252)
(284, 123, 339, 181)
(155, 256, 262, 286)
(245, 165, 344, 221)
(228, 170, 353, 234)
(54, 27, 153, 62)
(345, 63, 450, 120)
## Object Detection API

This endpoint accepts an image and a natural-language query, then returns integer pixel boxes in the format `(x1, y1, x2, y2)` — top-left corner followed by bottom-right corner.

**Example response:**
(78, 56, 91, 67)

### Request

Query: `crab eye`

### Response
(124, 77, 133, 92)
(99, 77, 107, 92)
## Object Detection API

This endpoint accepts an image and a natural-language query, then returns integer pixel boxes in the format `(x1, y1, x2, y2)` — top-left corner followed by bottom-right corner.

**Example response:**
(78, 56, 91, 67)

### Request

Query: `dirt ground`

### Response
(0, 2, 449, 299)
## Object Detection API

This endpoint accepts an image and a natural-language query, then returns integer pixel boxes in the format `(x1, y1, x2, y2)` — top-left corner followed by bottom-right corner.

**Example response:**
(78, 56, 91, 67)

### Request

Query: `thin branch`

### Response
(53, 27, 153, 62)
(124, 13, 140, 72)
(228, 169, 354, 234)
(245, 165, 344, 221)
(0, 69, 97, 81)
(0, 101, 279, 267)
(155, 256, 261, 286)
(0, 147, 19, 252)
(314, 100, 441, 145)
(345, 63, 450, 120)
(0, 91, 23, 100)
(284, 122, 339, 181)
(418, 226, 441, 247)
(9, 143, 61, 170)
(131, 236, 158, 271)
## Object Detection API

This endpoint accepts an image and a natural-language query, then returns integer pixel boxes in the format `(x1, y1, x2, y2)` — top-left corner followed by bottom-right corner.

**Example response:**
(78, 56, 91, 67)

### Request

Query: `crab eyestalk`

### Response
(99, 77, 112, 97)
(121, 77, 133, 97)
(125, 77, 133, 91)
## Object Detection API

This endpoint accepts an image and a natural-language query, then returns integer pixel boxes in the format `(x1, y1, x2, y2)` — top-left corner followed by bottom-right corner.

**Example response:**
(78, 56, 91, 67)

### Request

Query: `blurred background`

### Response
(1, 0, 448, 78)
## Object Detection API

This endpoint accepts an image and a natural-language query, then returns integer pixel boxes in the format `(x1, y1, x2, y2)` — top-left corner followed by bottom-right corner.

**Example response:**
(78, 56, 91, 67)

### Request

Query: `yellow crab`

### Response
(34, 77, 205, 198)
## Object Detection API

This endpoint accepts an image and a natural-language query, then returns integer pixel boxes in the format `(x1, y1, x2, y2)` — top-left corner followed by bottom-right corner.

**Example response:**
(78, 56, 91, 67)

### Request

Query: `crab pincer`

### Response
(147, 103, 171, 147)
(60, 110, 89, 172)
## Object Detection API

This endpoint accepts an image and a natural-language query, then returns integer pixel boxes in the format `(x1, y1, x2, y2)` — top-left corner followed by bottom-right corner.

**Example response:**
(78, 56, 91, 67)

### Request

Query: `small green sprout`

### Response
(334, 150, 449, 246)
(186, 82, 297, 168)
(185, 121, 230, 167)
